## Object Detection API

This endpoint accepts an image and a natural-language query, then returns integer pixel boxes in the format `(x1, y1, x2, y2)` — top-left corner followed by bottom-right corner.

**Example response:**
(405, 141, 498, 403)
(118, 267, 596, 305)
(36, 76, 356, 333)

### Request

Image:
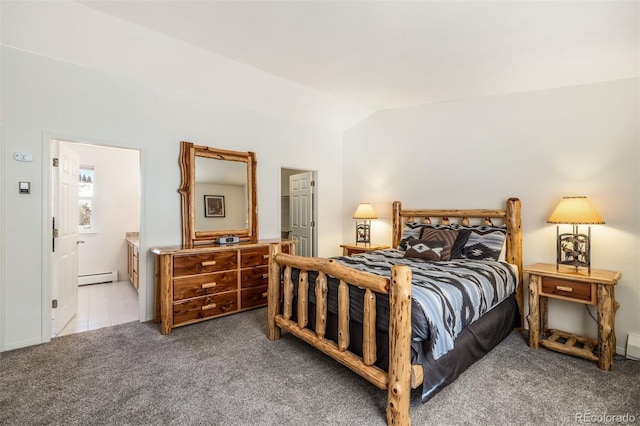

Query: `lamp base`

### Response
(355, 222, 371, 245)
(556, 225, 591, 273)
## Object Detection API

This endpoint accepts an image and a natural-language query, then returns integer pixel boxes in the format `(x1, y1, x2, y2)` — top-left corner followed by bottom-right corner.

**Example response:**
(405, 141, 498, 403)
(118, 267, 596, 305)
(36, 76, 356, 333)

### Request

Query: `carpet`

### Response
(1, 308, 638, 425)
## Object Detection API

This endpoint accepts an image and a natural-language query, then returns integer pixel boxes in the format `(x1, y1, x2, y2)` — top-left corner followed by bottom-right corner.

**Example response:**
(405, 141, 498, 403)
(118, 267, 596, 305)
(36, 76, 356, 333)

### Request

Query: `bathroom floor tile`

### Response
(56, 280, 138, 337)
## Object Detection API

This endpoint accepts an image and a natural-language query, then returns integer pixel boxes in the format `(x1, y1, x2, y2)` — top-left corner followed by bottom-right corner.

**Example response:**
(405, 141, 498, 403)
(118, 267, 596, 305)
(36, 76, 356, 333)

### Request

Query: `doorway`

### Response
(47, 138, 141, 337)
(281, 168, 317, 257)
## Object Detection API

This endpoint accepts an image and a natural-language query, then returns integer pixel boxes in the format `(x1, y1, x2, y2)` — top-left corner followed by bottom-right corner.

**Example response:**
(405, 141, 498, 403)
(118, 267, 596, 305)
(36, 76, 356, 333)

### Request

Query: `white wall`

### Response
(69, 143, 140, 280)
(343, 78, 640, 354)
(0, 46, 344, 350)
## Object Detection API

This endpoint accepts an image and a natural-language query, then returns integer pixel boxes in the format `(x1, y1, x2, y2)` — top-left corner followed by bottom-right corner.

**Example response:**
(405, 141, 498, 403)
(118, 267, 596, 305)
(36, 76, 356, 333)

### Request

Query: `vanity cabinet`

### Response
(126, 233, 139, 291)
(152, 239, 295, 335)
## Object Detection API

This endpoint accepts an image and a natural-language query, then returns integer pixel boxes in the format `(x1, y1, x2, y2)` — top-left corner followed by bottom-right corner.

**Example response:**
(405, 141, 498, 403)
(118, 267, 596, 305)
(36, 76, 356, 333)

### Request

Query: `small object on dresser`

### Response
(219, 236, 240, 245)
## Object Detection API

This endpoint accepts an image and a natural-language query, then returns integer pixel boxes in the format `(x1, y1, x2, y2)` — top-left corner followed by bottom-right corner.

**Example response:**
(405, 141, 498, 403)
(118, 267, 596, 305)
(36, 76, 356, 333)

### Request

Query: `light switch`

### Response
(19, 181, 30, 194)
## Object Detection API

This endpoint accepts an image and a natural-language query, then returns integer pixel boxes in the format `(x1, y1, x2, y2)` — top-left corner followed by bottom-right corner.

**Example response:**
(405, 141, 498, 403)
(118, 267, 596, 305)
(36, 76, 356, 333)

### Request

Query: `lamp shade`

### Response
(547, 196, 605, 225)
(353, 203, 377, 219)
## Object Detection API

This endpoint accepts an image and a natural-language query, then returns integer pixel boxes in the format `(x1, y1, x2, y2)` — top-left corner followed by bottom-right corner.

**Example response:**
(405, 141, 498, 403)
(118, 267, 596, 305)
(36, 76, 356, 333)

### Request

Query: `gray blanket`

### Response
(333, 249, 517, 359)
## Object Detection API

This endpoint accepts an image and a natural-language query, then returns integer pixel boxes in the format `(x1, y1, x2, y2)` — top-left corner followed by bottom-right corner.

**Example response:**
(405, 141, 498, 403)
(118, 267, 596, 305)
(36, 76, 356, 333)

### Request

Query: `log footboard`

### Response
(267, 243, 416, 426)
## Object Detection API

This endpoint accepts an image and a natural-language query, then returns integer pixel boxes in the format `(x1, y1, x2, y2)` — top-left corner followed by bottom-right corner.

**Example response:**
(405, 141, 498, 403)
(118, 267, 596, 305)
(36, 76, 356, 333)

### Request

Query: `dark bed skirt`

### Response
(416, 293, 519, 402)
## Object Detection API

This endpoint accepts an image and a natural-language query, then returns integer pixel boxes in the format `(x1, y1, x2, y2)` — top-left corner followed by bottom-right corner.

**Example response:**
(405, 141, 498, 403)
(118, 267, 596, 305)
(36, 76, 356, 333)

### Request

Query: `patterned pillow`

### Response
(397, 222, 425, 250)
(419, 228, 458, 261)
(404, 239, 445, 261)
(450, 225, 507, 261)
(420, 224, 471, 259)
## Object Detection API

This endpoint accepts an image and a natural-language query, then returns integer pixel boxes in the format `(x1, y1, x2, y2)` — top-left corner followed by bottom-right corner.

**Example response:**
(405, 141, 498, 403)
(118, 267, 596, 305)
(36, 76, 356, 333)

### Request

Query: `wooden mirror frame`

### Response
(179, 141, 258, 246)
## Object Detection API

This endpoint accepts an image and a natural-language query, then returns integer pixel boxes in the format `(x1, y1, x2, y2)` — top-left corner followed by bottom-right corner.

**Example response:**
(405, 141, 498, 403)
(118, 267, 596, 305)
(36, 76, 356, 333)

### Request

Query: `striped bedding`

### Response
(333, 249, 517, 360)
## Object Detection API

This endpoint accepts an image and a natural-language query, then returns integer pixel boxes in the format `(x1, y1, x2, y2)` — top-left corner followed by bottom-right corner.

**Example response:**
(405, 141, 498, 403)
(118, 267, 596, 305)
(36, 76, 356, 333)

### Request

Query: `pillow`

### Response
(419, 228, 458, 261)
(404, 239, 445, 261)
(397, 222, 425, 250)
(420, 224, 471, 259)
(450, 224, 507, 261)
(498, 238, 507, 262)
(450, 229, 471, 259)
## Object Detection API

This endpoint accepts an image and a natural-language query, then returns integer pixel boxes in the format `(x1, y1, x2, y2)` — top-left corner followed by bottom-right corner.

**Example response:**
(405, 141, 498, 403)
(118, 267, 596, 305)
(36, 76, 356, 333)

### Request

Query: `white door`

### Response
(289, 172, 314, 257)
(52, 142, 80, 335)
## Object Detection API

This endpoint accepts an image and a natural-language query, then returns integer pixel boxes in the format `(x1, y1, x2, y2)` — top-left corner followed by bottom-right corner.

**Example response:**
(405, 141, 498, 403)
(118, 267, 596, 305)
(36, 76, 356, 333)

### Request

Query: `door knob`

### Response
(77, 240, 85, 244)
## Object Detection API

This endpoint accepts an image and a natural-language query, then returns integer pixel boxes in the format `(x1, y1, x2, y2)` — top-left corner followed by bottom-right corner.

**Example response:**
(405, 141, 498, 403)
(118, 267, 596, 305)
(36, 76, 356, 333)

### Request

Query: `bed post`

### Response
(386, 264, 412, 426)
(268, 243, 282, 340)
(505, 198, 524, 330)
(392, 201, 402, 249)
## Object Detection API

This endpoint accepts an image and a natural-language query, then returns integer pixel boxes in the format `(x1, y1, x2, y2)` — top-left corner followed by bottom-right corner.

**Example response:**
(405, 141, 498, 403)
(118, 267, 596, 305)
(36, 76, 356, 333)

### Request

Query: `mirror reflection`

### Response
(194, 156, 248, 232)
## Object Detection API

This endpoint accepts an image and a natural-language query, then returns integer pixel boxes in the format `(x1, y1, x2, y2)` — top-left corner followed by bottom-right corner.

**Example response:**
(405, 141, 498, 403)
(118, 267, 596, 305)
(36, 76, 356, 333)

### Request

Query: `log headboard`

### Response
(391, 198, 523, 327)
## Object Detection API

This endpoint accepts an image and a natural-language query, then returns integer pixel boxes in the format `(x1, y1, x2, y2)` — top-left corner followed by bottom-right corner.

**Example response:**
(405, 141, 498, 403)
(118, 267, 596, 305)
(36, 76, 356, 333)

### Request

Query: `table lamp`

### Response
(547, 196, 604, 273)
(353, 203, 377, 246)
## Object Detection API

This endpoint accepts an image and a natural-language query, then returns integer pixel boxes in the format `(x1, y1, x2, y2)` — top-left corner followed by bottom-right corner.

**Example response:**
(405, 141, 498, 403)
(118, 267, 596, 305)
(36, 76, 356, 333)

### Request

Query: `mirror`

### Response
(179, 141, 257, 246)
(194, 156, 248, 232)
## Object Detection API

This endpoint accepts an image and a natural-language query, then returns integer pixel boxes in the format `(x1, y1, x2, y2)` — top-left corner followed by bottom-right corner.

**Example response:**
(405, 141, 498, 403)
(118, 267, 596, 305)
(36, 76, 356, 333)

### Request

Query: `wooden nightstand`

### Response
(340, 244, 390, 256)
(525, 263, 621, 370)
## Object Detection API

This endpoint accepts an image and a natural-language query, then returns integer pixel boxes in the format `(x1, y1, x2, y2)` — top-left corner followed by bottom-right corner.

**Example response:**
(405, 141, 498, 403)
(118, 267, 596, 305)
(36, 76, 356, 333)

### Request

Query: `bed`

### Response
(266, 198, 523, 425)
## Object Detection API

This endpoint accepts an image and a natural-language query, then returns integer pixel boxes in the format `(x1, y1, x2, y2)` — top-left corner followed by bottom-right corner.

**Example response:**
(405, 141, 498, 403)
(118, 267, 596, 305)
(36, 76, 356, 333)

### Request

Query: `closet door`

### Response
(289, 171, 314, 257)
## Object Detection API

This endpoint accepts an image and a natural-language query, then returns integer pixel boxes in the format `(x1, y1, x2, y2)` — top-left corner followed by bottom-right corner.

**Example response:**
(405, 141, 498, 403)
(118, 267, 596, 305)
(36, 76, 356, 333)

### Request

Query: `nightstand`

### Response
(340, 244, 390, 256)
(525, 263, 621, 370)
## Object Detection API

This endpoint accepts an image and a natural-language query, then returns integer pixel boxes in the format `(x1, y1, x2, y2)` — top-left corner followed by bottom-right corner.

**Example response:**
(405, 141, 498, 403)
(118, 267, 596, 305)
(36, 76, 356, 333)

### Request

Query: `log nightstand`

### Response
(525, 263, 621, 370)
(340, 244, 390, 256)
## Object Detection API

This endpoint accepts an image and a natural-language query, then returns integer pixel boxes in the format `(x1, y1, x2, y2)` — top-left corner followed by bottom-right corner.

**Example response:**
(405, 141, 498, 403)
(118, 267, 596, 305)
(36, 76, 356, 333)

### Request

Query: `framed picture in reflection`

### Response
(204, 195, 225, 218)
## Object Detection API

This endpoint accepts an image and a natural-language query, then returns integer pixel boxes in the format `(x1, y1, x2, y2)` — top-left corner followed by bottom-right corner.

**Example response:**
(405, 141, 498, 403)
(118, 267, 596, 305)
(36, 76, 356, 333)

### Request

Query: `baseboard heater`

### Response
(627, 333, 640, 360)
(78, 271, 119, 286)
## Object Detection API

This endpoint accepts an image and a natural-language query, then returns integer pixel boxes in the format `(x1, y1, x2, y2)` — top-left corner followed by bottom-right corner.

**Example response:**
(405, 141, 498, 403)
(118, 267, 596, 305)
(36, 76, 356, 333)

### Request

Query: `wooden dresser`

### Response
(151, 239, 295, 335)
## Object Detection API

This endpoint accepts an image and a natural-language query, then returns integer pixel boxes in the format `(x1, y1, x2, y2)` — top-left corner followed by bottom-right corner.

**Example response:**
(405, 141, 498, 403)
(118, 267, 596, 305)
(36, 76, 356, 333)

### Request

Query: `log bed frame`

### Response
(267, 198, 523, 425)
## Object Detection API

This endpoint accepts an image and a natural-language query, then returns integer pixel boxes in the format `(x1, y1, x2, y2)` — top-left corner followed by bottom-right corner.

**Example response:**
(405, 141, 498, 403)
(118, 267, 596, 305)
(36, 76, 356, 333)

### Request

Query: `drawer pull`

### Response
(262, 254, 269, 259)
(201, 282, 217, 289)
(201, 260, 217, 267)
(201, 303, 217, 310)
(262, 292, 268, 298)
(262, 273, 269, 279)
(556, 285, 573, 292)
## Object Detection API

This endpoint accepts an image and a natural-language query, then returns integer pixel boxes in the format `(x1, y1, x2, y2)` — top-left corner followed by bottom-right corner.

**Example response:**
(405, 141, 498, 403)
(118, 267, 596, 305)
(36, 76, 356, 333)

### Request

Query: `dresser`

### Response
(151, 239, 295, 335)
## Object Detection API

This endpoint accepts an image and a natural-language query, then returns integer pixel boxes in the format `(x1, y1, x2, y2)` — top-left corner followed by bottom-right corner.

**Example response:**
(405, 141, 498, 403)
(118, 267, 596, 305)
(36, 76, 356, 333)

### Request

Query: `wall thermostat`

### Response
(218, 236, 240, 245)
(14, 152, 33, 162)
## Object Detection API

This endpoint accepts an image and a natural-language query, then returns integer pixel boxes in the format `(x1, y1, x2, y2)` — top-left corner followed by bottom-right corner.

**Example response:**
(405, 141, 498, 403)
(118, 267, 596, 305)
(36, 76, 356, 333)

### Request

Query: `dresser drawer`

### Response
(239, 244, 293, 268)
(241, 285, 268, 310)
(240, 266, 269, 289)
(173, 271, 238, 301)
(173, 292, 238, 326)
(173, 251, 238, 277)
(540, 277, 595, 304)
(240, 247, 270, 268)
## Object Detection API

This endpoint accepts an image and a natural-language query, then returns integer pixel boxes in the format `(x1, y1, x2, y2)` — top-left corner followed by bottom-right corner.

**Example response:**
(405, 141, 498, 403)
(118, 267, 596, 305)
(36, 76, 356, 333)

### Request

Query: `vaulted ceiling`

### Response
(80, 1, 638, 112)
